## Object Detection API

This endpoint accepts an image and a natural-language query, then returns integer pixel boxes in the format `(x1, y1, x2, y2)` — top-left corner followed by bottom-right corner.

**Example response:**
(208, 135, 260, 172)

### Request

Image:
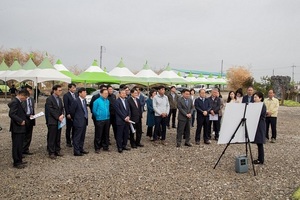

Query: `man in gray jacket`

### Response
(176, 89, 193, 147)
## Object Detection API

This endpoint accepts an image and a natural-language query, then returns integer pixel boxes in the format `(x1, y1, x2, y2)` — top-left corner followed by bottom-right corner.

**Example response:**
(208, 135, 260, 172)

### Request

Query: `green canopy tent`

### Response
(78, 60, 119, 84)
(108, 58, 145, 85)
(54, 59, 83, 83)
(0, 59, 10, 92)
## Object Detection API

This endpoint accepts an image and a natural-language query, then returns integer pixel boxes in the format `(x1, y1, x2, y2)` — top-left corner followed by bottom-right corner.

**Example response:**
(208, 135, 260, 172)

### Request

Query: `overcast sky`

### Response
(1, 0, 300, 81)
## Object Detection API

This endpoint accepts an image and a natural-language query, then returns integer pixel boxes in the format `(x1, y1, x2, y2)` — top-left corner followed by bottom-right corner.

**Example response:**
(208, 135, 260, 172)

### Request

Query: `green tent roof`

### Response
(38, 57, 54, 69)
(23, 58, 37, 70)
(0, 59, 9, 71)
(116, 58, 126, 68)
(187, 72, 194, 78)
(10, 59, 22, 71)
(56, 59, 63, 65)
(91, 59, 98, 66)
(143, 61, 150, 70)
(165, 63, 171, 71)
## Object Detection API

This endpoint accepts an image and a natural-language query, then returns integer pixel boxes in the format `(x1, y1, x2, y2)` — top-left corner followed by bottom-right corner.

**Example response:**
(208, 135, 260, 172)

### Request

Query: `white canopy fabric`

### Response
(135, 61, 166, 84)
(158, 64, 188, 84)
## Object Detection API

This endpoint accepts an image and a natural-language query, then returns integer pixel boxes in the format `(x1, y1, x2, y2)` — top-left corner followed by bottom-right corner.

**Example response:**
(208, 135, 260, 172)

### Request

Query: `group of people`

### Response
(8, 83, 279, 169)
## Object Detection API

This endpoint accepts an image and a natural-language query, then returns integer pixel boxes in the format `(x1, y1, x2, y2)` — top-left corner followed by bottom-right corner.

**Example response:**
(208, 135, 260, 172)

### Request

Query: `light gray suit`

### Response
(176, 96, 193, 145)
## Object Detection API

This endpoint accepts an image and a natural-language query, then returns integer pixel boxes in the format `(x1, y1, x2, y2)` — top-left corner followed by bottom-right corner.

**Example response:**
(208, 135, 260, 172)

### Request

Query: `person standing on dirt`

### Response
(167, 86, 178, 129)
(264, 89, 279, 143)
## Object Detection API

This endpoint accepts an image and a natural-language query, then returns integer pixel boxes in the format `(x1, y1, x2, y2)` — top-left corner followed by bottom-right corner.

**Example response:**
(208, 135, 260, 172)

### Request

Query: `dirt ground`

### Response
(0, 97, 299, 199)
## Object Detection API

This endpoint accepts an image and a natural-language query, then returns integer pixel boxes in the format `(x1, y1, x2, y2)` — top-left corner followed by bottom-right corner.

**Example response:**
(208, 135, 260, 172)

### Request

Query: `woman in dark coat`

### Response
(146, 89, 156, 139)
(253, 91, 266, 164)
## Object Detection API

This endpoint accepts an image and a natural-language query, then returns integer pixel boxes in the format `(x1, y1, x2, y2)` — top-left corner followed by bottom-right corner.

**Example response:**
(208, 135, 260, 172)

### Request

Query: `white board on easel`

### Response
(218, 102, 263, 144)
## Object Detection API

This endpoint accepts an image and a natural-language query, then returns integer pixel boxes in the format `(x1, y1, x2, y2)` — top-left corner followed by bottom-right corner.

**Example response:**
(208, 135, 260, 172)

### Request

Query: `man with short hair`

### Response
(264, 89, 279, 143)
(208, 88, 221, 140)
(242, 86, 254, 103)
(63, 83, 76, 147)
(128, 88, 143, 148)
(70, 87, 89, 156)
(8, 89, 30, 168)
(107, 85, 117, 140)
(195, 89, 211, 144)
(167, 86, 178, 129)
(45, 85, 64, 159)
(93, 89, 110, 153)
(176, 89, 193, 147)
(9, 84, 17, 100)
(114, 89, 131, 153)
(153, 86, 170, 145)
(22, 85, 35, 155)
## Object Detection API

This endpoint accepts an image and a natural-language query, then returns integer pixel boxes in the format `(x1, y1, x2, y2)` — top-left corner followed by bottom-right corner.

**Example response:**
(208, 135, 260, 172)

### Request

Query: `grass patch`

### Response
(282, 100, 300, 107)
(293, 187, 300, 200)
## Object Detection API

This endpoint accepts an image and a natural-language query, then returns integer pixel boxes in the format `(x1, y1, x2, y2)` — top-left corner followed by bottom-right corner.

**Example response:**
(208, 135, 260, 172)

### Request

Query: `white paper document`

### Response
(209, 114, 219, 121)
(30, 112, 45, 120)
(58, 117, 66, 129)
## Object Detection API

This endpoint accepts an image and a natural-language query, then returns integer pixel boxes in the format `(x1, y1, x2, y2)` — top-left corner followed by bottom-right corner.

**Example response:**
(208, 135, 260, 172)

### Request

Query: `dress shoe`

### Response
(74, 153, 84, 156)
(21, 161, 28, 165)
(271, 138, 276, 143)
(195, 141, 200, 145)
(66, 143, 73, 147)
(23, 151, 34, 155)
(204, 140, 211, 144)
(176, 143, 181, 147)
(253, 159, 264, 165)
(214, 137, 219, 141)
(131, 145, 137, 149)
(184, 143, 192, 147)
(136, 144, 144, 147)
(95, 149, 100, 154)
(81, 150, 89, 154)
(13, 163, 26, 169)
(103, 148, 110, 151)
(123, 147, 131, 151)
(49, 154, 56, 159)
(118, 148, 123, 153)
(55, 152, 64, 157)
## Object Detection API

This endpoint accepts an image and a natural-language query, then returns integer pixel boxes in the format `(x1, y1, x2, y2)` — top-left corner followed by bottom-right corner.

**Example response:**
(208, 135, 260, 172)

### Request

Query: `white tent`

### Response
(108, 58, 143, 84)
(158, 64, 188, 84)
(135, 61, 166, 85)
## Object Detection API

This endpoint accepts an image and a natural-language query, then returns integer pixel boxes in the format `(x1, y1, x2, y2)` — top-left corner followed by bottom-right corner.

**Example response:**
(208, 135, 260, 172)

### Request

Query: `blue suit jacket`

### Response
(63, 92, 75, 116)
(242, 95, 254, 103)
(194, 97, 211, 117)
(114, 98, 131, 126)
(70, 97, 88, 127)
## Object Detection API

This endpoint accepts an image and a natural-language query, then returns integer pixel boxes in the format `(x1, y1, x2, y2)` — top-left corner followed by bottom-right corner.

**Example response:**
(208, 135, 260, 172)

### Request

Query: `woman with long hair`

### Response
(235, 88, 243, 103)
(227, 91, 237, 103)
(146, 89, 157, 139)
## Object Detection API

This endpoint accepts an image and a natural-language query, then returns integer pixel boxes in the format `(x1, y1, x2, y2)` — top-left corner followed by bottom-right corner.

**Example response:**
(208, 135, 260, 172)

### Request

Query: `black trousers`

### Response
(73, 119, 87, 154)
(47, 125, 62, 155)
(110, 114, 117, 141)
(154, 116, 167, 140)
(195, 115, 209, 142)
(12, 132, 25, 166)
(266, 117, 277, 139)
(94, 120, 110, 150)
(146, 126, 154, 138)
(167, 109, 177, 127)
(257, 143, 264, 163)
(23, 122, 34, 153)
(191, 109, 196, 127)
(65, 118, 74, 145)
(130, 121, 142, 146)
(116, 124, 129, 149)
(208, 118, 220, 139)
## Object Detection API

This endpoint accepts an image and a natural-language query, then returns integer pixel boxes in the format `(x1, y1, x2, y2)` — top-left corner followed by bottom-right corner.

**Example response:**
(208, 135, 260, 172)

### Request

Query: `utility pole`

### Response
(100, 46, 103, 69)
(273, 69, 274, 76)
(292, 65, 296, 82)
(221, 60, 223, 77)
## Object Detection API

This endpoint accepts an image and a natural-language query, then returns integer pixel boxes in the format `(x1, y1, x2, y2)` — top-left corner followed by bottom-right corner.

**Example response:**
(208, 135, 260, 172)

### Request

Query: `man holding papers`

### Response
(208, 88, 221, 141)
(45, 85, 64, 159)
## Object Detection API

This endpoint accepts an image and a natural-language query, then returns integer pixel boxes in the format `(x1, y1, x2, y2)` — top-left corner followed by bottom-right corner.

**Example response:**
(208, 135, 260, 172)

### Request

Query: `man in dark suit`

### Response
(208, 88, 221, 140)
(195, 89, 211, 144)
(70, 87, 89, 156)
(176, 89, 193, 147)
(114, 89, 131, 153)
(167, 86, 179, 129)
(242, 86, 254, 103)
(107, 85, 117, 140)
(45, 85, 64, 159)
(8, 89, 30, 169)
(63, 83, 76, 147)
(128, 88, 143, 148)
(22, 85, 35, 155)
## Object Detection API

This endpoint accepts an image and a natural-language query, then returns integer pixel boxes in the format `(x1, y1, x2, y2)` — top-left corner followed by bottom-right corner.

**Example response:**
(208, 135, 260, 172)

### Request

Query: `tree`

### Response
(0, 47, 54, 66)
(226, 66, 254, 91)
